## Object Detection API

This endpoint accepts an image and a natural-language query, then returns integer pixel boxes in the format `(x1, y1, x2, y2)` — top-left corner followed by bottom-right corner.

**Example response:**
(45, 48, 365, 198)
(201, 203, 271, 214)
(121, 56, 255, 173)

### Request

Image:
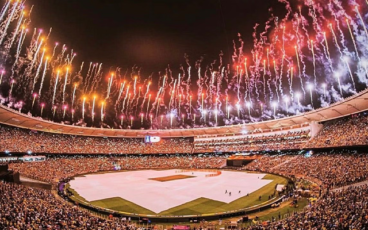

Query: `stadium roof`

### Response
(1, 89, 368, 138)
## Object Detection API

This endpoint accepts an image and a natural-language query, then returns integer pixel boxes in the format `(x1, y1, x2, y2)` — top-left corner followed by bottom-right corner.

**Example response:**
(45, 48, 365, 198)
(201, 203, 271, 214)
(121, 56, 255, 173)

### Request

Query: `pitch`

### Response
(69, 169, 286, 215)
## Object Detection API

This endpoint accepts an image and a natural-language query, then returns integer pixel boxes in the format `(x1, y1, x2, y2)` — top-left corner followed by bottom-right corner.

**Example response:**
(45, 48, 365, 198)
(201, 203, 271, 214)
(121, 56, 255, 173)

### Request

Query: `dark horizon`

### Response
(30, 0, 285, 75)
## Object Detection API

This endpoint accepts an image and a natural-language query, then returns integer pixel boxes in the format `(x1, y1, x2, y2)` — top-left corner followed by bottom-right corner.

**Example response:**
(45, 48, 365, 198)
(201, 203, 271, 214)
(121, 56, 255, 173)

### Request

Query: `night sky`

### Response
(29, 0, 285, 74)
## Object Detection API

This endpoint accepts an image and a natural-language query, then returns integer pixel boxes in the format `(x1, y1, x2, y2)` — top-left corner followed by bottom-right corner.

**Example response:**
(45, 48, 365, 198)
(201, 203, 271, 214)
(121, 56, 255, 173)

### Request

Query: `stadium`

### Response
(1, 0, 368, 229)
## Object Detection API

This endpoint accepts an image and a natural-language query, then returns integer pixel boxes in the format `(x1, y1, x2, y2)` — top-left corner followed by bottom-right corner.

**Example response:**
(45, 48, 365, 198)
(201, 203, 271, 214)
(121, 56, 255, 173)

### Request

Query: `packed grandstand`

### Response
(1, 111, 368, 154)
(0, 109, 367, 229)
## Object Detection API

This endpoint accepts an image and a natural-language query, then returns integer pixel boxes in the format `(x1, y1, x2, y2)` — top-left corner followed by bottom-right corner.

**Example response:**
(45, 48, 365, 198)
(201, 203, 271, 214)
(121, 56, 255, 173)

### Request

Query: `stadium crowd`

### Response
(194, 130, 310, 153)
(245, 152, 368, 188)
(248, 184, 368, 229)
(2, 113, 368, 229)
(9, 155, 227, 186)
(0, 181, 136, 229)
(307, 113, 368, 148)
(1, 152, 368, 229)
(0, 125, 193, 154)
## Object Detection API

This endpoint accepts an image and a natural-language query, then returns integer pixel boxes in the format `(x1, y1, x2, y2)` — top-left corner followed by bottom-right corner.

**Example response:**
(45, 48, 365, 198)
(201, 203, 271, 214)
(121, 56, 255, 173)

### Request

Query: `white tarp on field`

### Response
(69, 169, 273, 213)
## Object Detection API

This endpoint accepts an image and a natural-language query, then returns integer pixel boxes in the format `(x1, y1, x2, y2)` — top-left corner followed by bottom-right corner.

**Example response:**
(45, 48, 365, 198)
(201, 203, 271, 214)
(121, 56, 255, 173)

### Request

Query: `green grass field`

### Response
(151, 198, 310, 227)
(68, 172, 288, 216)
(159, 174, 287, 215)
(91, 197, 156, 215)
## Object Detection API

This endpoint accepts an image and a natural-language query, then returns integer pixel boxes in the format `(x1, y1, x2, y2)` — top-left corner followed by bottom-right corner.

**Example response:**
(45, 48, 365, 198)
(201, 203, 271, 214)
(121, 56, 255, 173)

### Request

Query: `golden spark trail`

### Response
(117, 81, 126, 102)
(32, 48, 46, 93)
(0, 0, 19, 45)
(38, 56, 49, 97)
(344, 58, 356, 92)
(355, 6, 368, 39)
(146, 94, 151, 115)
(323, 32, 334, 73)
(92, 95, 96, 122)
(106, 73, 114, 99)
(52, 70, 60, 106)
(346, 19, 360, 60)
(0, 0, 11, 23)
(101, 101, 105, 122)
(82, 97, 86, 119)
(290, 66, 293, 96)
(7, 10, 24, 50)
(329, 24, 343, 56)
(72, 83, 77, 109)
(0, 70, 3, 84)
(310, 40, 317, 85)
(62, 67, 69, 104)
(295, 46, 301, 82)
(122, 85, 130, 112)
(133, 76, 137, 97)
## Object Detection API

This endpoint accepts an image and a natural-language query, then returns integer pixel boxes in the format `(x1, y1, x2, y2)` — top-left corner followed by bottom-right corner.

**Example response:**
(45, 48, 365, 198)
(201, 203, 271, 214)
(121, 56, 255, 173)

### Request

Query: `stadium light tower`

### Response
(227, 106, 231, 119)
(32, 93, 37, 108)
(170, 113, 174, 127)
(71, 109, 75, 121)
(260, 102, 264, 115)
(334, 73, 343, 96)
(189, 95, 192, 115)
(120, 115, 124, 126)
(63, 105, 68, 119)
(295, 92, 301, 107)
(9, 79, 15, 96)
(214, 110, 218, 124)
(246, 101, 251, 117)
(18, 101, 23, 113)
(101, 101, 105, 122)
(272, 101, 277, 117)
(40, 103, 45, 116)
(307, 83, 314, 108)
(0, 70, 4, 84)
(284, 96, 289, 115)
(82, 96, 86, 120)
(53, 106, 57, 119)
(322, 83, 326, 97)
(236, 103, 240, 117)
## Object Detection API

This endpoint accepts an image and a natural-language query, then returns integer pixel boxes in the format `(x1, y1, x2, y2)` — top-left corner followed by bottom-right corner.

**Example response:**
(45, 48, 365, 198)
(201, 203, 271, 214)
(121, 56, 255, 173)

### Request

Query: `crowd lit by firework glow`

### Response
(0, 0, 368, 129)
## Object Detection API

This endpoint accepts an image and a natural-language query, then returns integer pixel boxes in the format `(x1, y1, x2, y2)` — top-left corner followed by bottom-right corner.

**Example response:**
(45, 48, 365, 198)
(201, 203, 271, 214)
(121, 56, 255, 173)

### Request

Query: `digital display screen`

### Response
(145, 136, 161, 143)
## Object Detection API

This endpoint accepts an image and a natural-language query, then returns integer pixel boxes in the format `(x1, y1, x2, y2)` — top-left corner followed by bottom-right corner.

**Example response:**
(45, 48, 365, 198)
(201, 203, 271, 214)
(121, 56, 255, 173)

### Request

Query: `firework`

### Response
(72, 83, 77, 109)
(62, 67, 69, 104)
(38, 56, 49, 97)
(0, 70, 4, 84)
(0, 0, 19, 45)
(32, 93, 37, 108)
(0, 0, 365, 129)
(52, 106, 57, 118)
(120, 115, 124, 126)
(40, 103, 45, 116)
(92, 95, 96, 122)
(101, 101, 105, 121)
(82, 97, 86, 119)
(63, 105, 67, 119)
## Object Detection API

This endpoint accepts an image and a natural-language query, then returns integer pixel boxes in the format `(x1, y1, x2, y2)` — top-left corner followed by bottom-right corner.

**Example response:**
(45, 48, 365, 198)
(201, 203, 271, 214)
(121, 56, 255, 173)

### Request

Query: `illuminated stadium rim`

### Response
(1, 88, 368, 138)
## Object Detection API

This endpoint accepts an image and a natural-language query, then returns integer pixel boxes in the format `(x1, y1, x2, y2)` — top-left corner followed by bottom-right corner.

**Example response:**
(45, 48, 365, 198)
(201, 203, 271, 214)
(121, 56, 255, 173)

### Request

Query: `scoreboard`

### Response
(144, 136, 161, 143)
